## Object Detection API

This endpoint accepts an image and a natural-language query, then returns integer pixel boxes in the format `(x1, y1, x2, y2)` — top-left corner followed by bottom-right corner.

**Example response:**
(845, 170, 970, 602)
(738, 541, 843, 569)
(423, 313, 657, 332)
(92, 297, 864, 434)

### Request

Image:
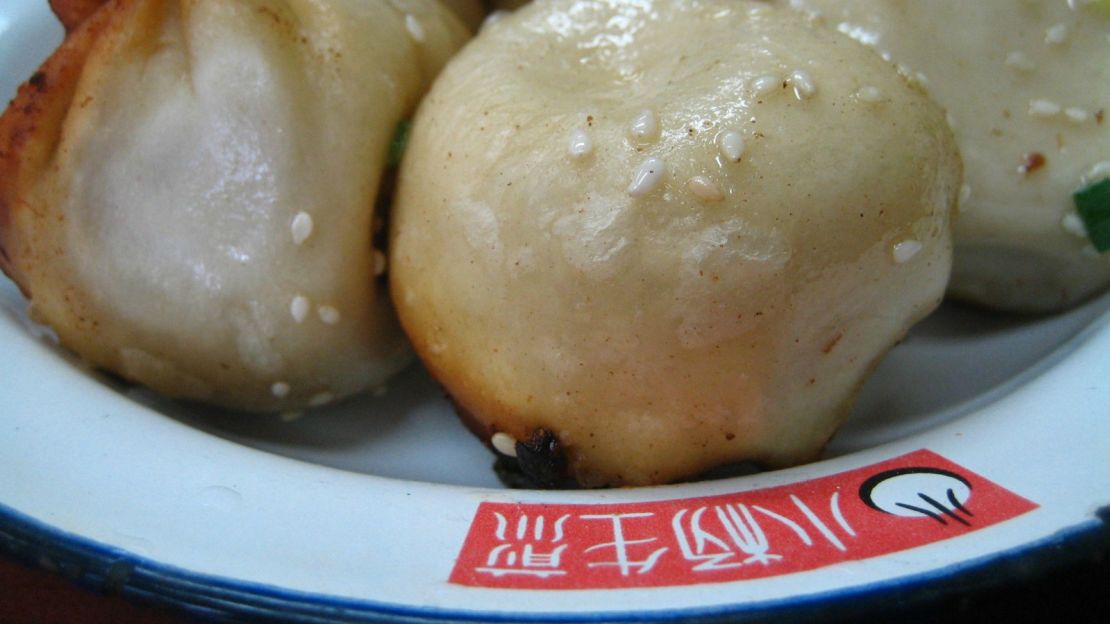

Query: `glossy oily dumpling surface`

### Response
(785, 0, 1110, 311)
(391, 0, 961, 486)
(0, 0, 470, 411)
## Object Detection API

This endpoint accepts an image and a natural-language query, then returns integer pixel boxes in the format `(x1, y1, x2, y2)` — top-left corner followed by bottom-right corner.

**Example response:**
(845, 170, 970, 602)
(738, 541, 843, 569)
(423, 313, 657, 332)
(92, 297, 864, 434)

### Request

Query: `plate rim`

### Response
(2, 500, 1106, 623)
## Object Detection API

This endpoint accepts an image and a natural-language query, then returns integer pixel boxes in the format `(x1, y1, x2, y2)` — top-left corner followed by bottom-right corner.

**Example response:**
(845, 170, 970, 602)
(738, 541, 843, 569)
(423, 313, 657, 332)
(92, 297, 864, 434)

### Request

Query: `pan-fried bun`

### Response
(0, 0, 470, 411)
(785, 0, 1110, 312)
(391, 0, 960, 486)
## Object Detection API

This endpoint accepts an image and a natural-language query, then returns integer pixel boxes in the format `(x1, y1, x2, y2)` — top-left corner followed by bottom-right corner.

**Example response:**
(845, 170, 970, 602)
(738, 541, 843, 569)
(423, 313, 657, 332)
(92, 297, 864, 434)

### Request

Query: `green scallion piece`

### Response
(1075, 178, 1110, 253)
(388, 119, 412, 167)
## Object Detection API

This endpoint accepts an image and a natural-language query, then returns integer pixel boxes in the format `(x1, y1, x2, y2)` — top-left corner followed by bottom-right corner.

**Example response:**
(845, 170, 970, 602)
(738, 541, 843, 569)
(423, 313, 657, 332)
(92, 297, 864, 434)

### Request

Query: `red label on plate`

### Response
(449, 450, 1037, 590)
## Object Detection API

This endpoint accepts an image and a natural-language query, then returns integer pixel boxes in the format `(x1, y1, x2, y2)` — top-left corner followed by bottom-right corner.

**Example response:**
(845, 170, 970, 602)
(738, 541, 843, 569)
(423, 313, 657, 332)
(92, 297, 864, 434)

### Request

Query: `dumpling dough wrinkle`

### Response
(392, 0, 960, 486)
(784, 0, 1110, 312)
(435, 0, 486, 30)
(0, 0, 470, 411)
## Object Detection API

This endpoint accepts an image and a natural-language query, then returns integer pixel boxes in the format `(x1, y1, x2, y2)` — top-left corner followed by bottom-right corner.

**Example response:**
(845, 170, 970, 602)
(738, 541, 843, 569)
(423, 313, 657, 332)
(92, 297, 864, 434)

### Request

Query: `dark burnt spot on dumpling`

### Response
(511, 428, 574, 489)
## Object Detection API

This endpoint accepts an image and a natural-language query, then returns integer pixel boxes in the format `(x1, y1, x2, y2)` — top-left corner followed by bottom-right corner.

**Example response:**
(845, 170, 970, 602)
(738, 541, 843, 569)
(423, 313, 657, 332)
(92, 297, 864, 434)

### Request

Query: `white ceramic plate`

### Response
(1, 1, 1108, 621)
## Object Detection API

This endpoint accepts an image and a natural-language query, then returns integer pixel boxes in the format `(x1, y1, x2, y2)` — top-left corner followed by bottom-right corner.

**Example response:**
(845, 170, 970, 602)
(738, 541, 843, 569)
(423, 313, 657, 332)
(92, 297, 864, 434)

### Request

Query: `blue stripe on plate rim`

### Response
(1, 500, 1107, 623)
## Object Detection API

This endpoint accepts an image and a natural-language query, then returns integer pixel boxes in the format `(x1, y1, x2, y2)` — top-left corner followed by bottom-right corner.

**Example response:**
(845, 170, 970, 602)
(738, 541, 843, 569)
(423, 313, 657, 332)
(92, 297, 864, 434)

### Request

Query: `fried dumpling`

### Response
(0, 0, 470, 411)
(391, 0, 961, 486)
(783, 0, 1110, 312)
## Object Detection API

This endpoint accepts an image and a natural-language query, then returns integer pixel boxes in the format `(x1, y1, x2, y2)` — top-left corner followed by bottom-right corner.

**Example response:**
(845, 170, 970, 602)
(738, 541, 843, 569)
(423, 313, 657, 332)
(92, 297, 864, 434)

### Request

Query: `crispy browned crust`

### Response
(0, 0, 123, 293)
(50, 0, 110, 32)
(399, 317, 588, 486)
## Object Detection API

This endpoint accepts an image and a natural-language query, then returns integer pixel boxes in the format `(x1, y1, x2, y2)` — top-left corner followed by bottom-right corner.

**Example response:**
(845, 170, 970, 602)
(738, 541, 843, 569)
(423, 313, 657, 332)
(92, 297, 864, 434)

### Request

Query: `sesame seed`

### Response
(1045, 24, 1069, 45)
(568, 128, 593, 158)
(405, 15, 426, 42)
(718, 130, 745, 162)
(1061, 213, 1089, 239)
(629, 109, 659, 142)
(290, 295, 310, 323)
(308, 392, 334, 407)
(271, 382, 290, 398)
(291, 211, 313, 245)
(787, 69, 816, 100)
(856, 86, 884, 102)
(373, 250, 387, 276)
(1005, 51, 1035, 72)
(372, 385, 389, 398)
(959, 183, 973, 210)
(892, 240, 923, 264)
(1029, 99, 1062, 118)
(687, 176, 725, 202)
(752, 74, 779, 95)
(1065, 107, 1090, 123)
(317, 305, 341, 325)
(481, 10, 508, 30)
(1083, 161, 1110, 185)
(491, 432, 518, 457)
(627, 157, 667, 197)
(429, 342, 447, 354)
(279, 411, 304, 422)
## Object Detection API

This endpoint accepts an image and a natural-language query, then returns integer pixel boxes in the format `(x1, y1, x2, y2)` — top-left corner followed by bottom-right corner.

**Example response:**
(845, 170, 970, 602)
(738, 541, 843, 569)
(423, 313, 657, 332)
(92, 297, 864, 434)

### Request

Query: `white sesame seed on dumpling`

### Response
(390, 0, 961, 486)
(0, 0, 471, 411)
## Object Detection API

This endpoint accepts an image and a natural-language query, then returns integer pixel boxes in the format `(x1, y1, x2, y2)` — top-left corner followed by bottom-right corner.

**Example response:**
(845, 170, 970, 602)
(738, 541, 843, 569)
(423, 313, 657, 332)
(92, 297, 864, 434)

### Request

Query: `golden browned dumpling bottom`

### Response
(0, 0, 470, 412)
(391, 0, 961, 487)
